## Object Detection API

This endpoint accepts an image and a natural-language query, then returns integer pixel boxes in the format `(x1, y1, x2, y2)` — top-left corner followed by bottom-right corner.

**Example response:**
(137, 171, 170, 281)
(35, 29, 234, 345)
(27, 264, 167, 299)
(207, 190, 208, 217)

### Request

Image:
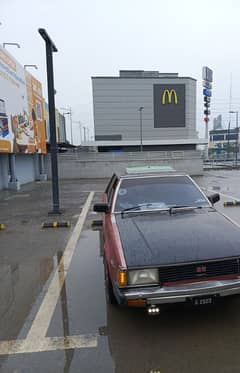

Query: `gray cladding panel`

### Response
(92, 77, 196, 141)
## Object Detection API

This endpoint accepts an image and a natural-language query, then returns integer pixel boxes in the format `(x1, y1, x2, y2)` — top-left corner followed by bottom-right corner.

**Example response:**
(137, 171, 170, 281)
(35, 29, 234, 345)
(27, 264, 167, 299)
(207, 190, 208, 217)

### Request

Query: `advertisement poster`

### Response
(25, 71, 46, 153)
(153, 84, 186, 128)
(0, 46, 46, 153)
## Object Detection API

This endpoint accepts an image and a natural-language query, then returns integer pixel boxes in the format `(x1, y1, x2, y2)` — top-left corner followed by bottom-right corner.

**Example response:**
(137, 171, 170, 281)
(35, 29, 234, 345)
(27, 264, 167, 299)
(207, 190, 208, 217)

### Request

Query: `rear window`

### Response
(114, 176, 209, 211)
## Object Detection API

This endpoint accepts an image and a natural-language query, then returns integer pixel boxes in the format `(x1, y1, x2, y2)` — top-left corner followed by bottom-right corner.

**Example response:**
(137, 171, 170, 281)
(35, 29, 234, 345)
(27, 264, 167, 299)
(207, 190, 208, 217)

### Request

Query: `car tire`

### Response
(104, 261, 117, 305)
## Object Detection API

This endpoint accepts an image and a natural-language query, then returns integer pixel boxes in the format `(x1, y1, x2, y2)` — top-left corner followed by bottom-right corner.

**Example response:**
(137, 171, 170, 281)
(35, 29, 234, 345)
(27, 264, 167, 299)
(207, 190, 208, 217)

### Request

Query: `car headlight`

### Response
(128, 269, 159, 285)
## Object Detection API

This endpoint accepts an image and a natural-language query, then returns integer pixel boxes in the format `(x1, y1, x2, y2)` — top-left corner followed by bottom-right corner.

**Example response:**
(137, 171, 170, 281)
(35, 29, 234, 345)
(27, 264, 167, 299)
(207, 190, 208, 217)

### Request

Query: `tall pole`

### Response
(79, 123, 82, 144)
(61, 107, 72, 144)
(39, 28, 61, 214)
(236, 112, 238, 165)
(204, 120, 209, 159)
(73, 120, 82, 145)
(138, 106, 144, 152)
(227, 121, 231, 161)
(70, 108, 73, 145)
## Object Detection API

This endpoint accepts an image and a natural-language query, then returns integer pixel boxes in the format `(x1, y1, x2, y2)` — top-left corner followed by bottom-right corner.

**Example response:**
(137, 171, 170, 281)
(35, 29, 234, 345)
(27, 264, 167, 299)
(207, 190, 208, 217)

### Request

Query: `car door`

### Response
(103, 175, 121, 281)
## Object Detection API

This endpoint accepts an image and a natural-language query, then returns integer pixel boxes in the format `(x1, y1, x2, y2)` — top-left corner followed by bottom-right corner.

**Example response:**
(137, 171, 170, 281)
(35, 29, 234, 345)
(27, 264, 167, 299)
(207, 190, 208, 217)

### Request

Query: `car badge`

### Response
(196, 265, 206, 274)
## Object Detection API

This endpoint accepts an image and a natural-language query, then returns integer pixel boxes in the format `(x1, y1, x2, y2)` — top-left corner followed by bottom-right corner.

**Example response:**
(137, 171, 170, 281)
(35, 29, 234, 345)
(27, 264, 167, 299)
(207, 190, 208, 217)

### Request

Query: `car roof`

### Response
(120, 173, 189, 180)
(125, 165, 175, 174)
(119, 165, 188, 180)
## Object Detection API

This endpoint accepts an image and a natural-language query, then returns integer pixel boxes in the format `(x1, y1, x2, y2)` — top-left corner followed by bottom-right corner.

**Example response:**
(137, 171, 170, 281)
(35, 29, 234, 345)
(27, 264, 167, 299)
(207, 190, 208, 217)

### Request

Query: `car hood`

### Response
(115, 209, 240, 267)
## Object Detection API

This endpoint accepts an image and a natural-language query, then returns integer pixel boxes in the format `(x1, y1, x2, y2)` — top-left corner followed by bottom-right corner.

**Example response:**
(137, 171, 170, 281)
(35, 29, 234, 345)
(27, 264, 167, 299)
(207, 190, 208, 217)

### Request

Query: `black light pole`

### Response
(138, 106, 144, 152)
(229, 110, 239, 165)
(39, 28, 61, 215)
(227, 121, 231, 161)
(236, 112, 239, 165)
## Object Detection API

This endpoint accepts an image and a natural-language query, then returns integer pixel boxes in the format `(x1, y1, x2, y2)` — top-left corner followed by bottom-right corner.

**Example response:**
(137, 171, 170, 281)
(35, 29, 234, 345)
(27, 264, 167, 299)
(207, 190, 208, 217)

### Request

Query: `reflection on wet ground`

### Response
(2, 174, 240, 372)
(0, 257, 54, 341)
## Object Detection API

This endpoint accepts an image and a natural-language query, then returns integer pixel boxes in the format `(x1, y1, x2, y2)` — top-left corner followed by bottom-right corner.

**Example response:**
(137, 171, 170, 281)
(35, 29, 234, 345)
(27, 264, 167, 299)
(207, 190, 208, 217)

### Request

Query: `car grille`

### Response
(159, 258, 240, 283)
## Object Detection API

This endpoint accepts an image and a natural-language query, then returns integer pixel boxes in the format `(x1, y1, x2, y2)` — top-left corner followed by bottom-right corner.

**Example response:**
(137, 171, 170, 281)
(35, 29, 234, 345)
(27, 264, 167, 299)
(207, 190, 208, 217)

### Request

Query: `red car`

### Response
(94, 168, 240, 314)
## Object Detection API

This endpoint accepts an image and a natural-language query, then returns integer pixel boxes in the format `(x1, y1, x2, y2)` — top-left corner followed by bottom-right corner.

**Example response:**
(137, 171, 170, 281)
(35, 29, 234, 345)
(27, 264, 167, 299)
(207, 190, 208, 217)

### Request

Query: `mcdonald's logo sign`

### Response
(162, 89, 178, 105)
(154, 84, 185, 128)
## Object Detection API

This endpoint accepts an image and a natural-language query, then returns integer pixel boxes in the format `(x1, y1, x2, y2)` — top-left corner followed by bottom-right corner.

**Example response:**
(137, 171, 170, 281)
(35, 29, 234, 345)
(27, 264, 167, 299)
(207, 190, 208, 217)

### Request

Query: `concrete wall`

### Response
(0, 154, 9, 189)
(46, 151, 203, 178)
(0, 154, 42, 190)
(15, 154, 36, 184)
(92, 77, 197, 141)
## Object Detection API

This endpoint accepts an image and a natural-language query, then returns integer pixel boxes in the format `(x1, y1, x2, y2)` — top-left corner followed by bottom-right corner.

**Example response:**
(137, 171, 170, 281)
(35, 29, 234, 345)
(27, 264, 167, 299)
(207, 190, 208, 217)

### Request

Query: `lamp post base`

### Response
(48, 209, 64, 216)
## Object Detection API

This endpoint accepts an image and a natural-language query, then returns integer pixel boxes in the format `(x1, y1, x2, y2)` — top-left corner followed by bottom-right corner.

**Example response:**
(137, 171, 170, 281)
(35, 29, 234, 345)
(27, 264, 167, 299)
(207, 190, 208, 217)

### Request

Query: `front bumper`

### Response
(116, 278, 240, 305)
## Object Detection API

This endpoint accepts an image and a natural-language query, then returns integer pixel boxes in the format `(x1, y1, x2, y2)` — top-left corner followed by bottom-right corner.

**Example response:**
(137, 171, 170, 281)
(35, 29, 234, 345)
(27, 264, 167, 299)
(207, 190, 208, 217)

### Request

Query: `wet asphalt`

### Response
(1, 172, 240, 372)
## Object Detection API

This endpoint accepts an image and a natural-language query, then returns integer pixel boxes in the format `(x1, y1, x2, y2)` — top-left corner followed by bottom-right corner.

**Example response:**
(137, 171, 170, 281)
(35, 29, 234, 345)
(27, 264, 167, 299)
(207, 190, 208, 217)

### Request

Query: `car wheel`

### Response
(104, 261, 117, 305)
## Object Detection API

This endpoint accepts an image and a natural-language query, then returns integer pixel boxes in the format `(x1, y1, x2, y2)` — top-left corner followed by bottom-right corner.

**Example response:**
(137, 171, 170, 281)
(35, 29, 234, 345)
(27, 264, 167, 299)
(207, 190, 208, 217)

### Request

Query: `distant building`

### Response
(92, 70, 206, 152)
(59, 113, 67, 143)
(213, 115, 222, 130)
(209, 127, 239, 156)
(44, 102, 66, 144)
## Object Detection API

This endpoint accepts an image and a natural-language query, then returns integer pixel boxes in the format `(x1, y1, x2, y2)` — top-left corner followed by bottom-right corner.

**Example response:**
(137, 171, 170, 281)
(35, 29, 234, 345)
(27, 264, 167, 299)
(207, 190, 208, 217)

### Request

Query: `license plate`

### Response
(192, 296, 214, 306)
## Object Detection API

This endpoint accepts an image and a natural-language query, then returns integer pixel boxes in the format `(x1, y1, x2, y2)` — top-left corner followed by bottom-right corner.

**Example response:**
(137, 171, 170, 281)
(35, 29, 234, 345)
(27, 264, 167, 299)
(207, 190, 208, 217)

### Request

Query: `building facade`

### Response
(92, 70, 204, 152)
(209, 127, 239, 158)
(213, 115, 222, 130)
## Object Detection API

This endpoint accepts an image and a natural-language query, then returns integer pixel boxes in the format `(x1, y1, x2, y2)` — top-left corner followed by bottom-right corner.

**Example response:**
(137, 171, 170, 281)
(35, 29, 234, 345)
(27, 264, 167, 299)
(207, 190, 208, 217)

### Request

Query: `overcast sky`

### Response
(1, 0, 240, 142)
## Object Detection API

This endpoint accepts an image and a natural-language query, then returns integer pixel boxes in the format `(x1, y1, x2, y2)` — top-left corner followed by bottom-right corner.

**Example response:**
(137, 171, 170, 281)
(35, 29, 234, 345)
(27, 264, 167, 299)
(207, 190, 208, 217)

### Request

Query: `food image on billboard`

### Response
(25, 71, 46, 154)
(0, 99, 11, 152)
(0, 46, 46, 154)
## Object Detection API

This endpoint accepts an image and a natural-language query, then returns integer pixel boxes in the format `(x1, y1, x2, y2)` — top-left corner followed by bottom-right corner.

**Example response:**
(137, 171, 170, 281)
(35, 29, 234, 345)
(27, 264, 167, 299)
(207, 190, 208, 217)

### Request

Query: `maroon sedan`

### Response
(94, 169, 240, 314)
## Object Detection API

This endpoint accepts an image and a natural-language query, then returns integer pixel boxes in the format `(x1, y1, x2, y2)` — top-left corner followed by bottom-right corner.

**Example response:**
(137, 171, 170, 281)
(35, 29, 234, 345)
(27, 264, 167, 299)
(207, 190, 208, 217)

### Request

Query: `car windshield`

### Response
(114, 176, 209, 212)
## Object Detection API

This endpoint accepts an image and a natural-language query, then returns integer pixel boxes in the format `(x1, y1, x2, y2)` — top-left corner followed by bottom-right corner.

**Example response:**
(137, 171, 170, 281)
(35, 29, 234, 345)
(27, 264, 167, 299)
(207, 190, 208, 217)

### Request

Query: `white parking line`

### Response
(0, 334, 98, 355)
(27, 191, 95, 340)
(0, 191, 98, 356)
(202, 187, 240, 229)
(218, 191, 239, 200)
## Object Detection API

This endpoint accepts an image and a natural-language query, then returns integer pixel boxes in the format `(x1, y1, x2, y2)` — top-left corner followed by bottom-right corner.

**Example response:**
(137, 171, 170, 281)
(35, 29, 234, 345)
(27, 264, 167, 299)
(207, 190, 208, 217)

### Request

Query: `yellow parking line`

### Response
(27, 191, 94, 340)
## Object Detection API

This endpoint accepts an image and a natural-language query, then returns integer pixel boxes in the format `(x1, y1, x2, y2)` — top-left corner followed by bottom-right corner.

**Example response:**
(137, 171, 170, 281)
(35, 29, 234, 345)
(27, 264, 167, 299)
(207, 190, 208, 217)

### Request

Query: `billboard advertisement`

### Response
(0, 46, 46, 153)
(154, 84, 185, 128)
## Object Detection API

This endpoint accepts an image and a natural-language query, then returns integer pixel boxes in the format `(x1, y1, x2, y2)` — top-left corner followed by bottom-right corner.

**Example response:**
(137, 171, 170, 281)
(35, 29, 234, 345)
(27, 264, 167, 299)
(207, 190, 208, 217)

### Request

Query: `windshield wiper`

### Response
(121, 203, 154, 213)
(120, 203, 170, 217)
(169, 205, 203, 214)
(120, 204, 205, 217)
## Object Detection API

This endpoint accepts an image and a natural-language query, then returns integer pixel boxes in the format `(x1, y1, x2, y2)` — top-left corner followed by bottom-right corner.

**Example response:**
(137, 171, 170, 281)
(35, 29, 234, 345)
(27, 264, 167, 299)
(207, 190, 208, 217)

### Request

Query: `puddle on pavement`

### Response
(0, 256, 57, 341)
(47, 229, 106, 338)
(212, 185, 221, 190)
(4, 194, 30, 201)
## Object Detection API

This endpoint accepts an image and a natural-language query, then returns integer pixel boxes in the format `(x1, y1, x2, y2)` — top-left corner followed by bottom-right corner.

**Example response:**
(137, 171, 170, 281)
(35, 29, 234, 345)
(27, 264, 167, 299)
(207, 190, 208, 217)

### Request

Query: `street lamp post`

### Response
(73, 121, 82, 145)
(83, 126, 86, 143)
(229, 111, 239, 164)
(61, 107, 73, 145)
(138, 107, 144, 152)
(24, 64, 38, 70)
(86, 127, 90, 142)
(227, 120, 231, 161)
(3, 42, 20, 49)
(38, 28, 61, 215)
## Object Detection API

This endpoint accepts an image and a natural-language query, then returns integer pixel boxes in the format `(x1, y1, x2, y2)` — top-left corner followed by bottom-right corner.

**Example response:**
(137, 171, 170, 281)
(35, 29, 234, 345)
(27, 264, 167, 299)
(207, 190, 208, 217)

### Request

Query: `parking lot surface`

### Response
(1, 171, 240, 372)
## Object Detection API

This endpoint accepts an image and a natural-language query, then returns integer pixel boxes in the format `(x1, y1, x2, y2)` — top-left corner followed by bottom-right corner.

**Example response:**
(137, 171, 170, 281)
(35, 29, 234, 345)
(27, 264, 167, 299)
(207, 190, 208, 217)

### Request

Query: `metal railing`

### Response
(57, 150, 201, 162)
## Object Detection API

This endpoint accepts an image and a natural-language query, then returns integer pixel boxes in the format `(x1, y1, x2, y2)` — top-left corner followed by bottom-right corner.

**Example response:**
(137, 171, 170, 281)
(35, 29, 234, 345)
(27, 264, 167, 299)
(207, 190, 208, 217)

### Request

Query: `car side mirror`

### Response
(208, 193, 220, 204)
(93, 203, 110, 214)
